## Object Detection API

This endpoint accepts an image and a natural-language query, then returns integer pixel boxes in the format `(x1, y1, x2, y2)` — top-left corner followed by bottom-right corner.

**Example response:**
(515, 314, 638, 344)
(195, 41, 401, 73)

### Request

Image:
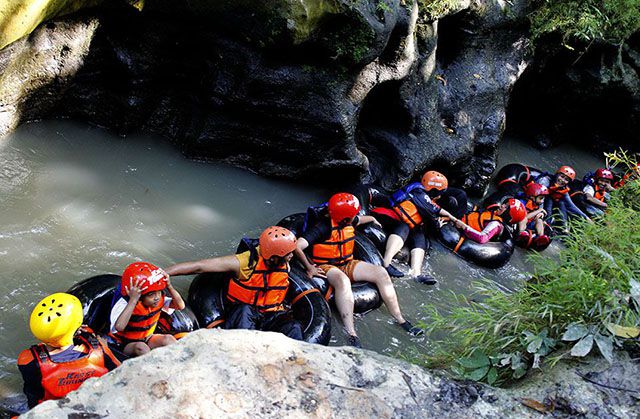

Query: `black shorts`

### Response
(376, 214, 427, 250)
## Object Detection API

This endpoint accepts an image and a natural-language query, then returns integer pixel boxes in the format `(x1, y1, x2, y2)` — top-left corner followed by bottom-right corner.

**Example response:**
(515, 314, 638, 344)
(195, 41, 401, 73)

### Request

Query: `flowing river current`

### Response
(0, 120, 606, 398)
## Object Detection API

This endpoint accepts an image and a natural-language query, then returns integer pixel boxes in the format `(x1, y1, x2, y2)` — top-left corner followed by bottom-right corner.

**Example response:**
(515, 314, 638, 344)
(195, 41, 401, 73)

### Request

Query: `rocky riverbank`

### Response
(21, 329, 639, 418)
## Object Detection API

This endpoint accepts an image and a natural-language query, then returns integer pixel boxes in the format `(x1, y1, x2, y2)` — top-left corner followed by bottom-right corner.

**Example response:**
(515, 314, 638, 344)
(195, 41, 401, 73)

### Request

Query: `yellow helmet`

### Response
(30, 293, 83, 347)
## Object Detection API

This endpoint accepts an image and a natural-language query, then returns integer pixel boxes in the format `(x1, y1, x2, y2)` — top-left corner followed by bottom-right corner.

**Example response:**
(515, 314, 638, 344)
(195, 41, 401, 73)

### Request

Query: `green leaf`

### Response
(571, 335, 594, 357)
(466, 365, 490, 381)
(630, 279, 640, 296)
(630, 279, 640, 306)
(562, 324, 589, 341)
(527, 336, 543, 354)
(458, 352, 490, 369)
(513, 366, 527, 379)
(486, 367, 498, 385)
(511, 353, 526, 371)
(594, 333, 614, 363)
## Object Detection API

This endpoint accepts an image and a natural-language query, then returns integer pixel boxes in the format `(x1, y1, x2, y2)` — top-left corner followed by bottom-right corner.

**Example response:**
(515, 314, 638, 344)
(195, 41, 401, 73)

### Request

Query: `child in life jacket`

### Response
(582, 168, 615, 216)
(17, 293, 120, 409)
(538, 165, 592, 232)
(517, 182, 549, 236)
(454, 198, 526, 243)
(109, 262, 185, 357)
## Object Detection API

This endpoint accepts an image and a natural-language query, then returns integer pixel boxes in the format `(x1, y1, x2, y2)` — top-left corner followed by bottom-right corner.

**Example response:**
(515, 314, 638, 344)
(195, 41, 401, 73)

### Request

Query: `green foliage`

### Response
(420, 174, 640, 386)
(530, 0, 640, 47)
(417, 0, 460, 21)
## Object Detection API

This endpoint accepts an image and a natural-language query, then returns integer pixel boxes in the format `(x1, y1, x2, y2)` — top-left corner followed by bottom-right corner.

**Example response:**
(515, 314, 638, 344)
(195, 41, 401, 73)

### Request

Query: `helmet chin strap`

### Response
(264, 256, 286, 267)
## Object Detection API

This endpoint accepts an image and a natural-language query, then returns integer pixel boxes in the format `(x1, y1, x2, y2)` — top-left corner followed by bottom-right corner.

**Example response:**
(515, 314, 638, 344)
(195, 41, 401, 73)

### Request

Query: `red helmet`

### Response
(421, 171, 448, 192)
(556, 165, 576, 181)
(121, 262, 168, 296)
(259, 226, 297, 259)
(524, 183, 549, 198)
(504, 198, 526, 224)
(328, 193, 360, 223)
(595, 168, 614, 181)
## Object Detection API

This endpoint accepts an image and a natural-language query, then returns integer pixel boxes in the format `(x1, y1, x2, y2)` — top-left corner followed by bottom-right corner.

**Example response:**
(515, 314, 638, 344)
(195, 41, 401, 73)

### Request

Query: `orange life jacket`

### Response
(311, 220, 355, 267)
(525, 199, 539, 212)
(549, 184, 570, 202)
(392, 199, 423, 229)
(112, 296, 165, 342)
(462, 210, 503, 231)
(227, 256, 289, 312)
(593, 185, 606, 202)
(29, 332, 110, 403)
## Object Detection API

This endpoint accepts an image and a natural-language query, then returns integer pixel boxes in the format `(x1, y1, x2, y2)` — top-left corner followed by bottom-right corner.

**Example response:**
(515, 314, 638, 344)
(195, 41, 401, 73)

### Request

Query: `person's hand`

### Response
(165, 273, 173, 288)
(306, 265, 325, 279)
(535, 212, 545, 220)
(125, 278, 146, 300)
(372, 219, 383, 229)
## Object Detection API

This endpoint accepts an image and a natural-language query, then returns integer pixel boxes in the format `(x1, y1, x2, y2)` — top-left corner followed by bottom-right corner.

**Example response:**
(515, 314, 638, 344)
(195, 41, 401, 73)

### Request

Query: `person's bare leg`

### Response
(382, 234, 404, 267)
(518, 219, 527, 232)
(353, 262, 405, 323)
(409, 248, 425, 277)
(325, 267, 356, 336)
(148, 334, 177, 349)
(123, 341, 150, 357)
(535, 218, 545, 236)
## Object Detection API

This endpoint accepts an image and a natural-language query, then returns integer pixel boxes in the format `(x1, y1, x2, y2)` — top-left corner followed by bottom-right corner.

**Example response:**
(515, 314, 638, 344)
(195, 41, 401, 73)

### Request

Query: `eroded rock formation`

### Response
(0, 0, 637, 193)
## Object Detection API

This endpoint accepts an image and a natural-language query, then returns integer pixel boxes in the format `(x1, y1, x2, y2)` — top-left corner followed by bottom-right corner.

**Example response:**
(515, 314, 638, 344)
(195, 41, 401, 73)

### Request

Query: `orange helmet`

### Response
(504, 198, 526, 224)
(121, 262, 168, 296)
(259, 226, 297, 259)
(328, 193, 360, 223)
(556, 165, 576, 181)
(421, 171, 448, 192)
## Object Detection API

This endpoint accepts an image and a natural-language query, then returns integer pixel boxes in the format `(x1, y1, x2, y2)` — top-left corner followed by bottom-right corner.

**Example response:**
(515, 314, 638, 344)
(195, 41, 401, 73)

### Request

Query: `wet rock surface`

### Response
(20, 329, 640, 418)
(0, 0, 534, 193)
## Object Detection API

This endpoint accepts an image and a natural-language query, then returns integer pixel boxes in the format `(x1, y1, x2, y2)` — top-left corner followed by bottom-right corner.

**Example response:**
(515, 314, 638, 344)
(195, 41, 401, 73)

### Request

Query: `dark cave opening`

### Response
(505, 45, 639, 153)
(355, 79, 414, 187)
(436, 10, 471, 69)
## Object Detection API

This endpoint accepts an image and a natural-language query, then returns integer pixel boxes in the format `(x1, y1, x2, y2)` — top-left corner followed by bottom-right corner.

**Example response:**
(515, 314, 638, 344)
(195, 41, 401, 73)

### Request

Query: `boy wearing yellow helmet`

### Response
(17, 293, 120, 409)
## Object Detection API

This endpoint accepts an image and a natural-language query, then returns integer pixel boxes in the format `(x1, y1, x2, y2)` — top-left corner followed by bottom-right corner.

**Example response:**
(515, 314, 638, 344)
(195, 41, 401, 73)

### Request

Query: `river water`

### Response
(0, 121, 606, 399)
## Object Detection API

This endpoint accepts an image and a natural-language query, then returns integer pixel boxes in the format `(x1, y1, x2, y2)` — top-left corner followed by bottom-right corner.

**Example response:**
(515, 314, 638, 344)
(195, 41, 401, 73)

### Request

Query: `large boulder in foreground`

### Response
(22, 329, 640, 418)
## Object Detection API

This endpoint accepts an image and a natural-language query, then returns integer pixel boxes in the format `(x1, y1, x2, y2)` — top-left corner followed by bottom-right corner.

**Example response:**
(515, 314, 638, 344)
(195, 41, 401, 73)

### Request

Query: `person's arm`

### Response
(294, 238, 325, 279)
(563, 194, 592, 221)
(17, 351, 43, 409)
(584, 193, 607, 208)
(165, 276, 185, 310)
(113, 280, 145, 333)
(526, 208, 546, 221)
(436, 207, 459, 224)
(456, 220, 504, 244)
(356, 215, 383, 229)
(165, 255, 240, 277)
(412, 190, 459, 224)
